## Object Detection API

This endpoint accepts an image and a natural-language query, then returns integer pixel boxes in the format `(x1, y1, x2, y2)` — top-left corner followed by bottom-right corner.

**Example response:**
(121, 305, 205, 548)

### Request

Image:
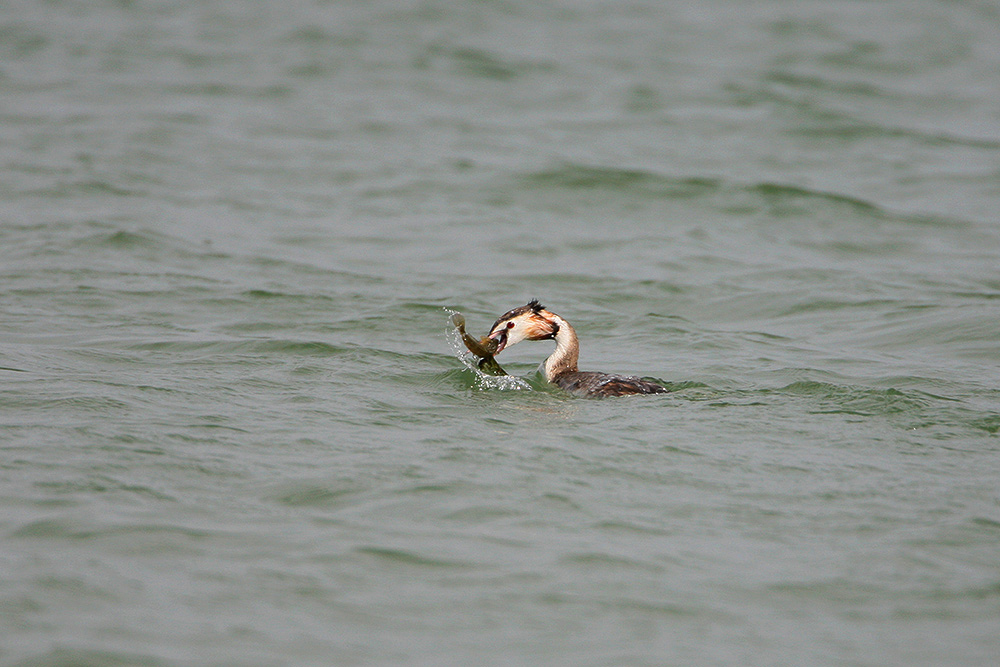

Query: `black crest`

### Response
(492, 299, 546, 331)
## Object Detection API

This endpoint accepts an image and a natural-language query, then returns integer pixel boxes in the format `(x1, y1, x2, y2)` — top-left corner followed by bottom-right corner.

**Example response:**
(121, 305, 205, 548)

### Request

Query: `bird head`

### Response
(486, 299, 559, 354)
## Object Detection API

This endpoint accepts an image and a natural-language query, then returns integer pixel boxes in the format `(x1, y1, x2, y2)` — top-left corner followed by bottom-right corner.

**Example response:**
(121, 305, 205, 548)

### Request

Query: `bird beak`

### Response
(488, 328, 508, 354)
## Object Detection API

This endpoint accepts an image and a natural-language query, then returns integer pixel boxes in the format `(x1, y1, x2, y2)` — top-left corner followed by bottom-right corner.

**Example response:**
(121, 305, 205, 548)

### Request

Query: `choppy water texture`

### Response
(2, 1, 1000, 665)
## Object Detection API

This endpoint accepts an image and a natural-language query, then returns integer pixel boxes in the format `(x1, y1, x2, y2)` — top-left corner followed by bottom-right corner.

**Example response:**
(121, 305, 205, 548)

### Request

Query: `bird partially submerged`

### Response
(487, 300, 667, 397)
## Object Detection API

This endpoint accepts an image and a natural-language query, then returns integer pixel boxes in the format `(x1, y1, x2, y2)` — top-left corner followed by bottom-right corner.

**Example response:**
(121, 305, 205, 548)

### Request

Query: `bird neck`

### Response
(543, 314, 578, 381)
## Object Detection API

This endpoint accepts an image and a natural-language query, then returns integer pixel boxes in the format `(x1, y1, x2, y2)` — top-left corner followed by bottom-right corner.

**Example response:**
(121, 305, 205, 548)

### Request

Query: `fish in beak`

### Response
(487, 299, 559, 355)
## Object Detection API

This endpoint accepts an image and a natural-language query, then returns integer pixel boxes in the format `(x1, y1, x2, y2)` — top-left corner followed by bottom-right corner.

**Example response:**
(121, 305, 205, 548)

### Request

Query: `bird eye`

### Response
(506, 321, 515, 329)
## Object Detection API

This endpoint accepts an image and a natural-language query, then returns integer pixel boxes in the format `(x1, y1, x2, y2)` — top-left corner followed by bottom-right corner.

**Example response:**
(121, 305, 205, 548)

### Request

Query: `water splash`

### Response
(444, 309, 532, 391)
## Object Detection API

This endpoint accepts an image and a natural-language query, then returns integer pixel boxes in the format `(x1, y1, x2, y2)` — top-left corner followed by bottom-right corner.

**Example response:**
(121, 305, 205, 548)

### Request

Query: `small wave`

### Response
(9, 519, 213, 543)
(519, 163, 721, 198)
(75, 224, 227, 260)
(513, 161, 984, 232)
(775, 380, 928, 416)
(126, 338, 352, 358)
(745, 181, 883, 216)
(267, 481, 363, 508)
(96, 229, 170, 249)
(25, 179, 146, 199)
(417, 44, 555, 81)
(4, 647, 168, 667)
(737, 73, 1000, 149)
(164, 82, 294, 99)
(515, 162, 898, 220)
(355, 545, 473, 569)
(969, 415, 1000, 435)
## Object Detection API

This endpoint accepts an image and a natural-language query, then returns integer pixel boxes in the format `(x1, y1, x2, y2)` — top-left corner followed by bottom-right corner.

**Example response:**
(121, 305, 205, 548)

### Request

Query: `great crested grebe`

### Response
(487, 300, 667, 397)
